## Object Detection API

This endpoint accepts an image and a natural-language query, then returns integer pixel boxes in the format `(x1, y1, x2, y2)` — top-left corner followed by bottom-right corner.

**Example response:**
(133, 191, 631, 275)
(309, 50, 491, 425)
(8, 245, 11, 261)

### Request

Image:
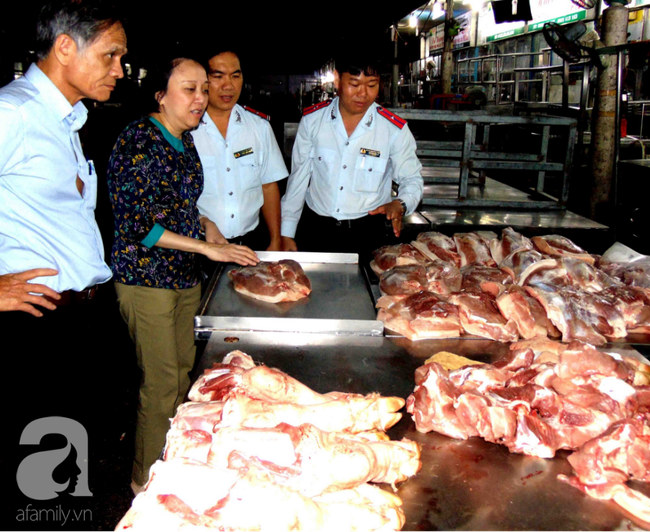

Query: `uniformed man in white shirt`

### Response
(280, 51, 423, 257)
(192, 48, 288, 253)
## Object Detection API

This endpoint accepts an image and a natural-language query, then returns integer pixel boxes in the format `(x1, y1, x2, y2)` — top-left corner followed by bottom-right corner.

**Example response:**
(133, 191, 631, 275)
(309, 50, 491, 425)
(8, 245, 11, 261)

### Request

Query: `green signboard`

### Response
(486, 26, 525, 42)
(528, 9, 587, 31)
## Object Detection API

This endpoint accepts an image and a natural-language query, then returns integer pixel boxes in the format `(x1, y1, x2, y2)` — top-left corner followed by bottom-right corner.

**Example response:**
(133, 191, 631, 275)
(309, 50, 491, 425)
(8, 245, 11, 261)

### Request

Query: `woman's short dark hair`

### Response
(35, 0, 123, 61)
(140, 55, 205, 114)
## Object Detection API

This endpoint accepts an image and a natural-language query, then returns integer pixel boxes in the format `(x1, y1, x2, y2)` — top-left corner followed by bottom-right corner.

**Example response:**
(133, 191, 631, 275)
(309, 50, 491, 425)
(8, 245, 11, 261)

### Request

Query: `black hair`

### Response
(334, 47, 381, 77)
(199, 34, 245, 72)
(35, 0, 123, 61)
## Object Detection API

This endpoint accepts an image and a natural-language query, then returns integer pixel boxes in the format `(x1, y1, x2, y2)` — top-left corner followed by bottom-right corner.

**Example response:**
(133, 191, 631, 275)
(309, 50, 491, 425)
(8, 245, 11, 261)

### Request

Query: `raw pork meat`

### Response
(449, 291, 519, 342)
(559, 418, 650, 524)
(496, 285, 560, 339)
(117, 458, 406, 531)
(407, 342, 642, 460)
(165, 423, 421, 496)
(411, 231, 462, 267)
(460, 264, 514, 297)
(376, 291, 462, 340)
(531, 235, 595, 265)
(519, 257, 619, 293)
(370, 243, 429, 275)
(379, 261, 461, 297)
(499, 249, 544, 280)
(525, 285, 627, 346)
(489, 227, 534, 265)
(453, 232, 497, 267)
(228, 259, 311, 303)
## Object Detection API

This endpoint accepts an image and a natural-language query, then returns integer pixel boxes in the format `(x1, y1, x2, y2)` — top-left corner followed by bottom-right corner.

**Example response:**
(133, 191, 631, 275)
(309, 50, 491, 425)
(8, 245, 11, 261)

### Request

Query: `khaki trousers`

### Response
(114, 282, 201, 485)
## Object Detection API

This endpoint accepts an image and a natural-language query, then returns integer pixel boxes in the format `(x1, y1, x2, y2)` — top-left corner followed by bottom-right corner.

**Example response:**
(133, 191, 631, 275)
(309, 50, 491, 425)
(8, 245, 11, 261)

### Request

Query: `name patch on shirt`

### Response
(359, 148, 381, 158)
(234, 147, 254, 159)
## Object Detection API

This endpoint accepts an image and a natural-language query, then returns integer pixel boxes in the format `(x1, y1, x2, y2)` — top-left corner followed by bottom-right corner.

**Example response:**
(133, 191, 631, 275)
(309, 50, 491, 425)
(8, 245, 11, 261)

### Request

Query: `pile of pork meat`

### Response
(117, 351, 421, 531)
(372, 229, 650, 344)
(407, 337, 650, 523)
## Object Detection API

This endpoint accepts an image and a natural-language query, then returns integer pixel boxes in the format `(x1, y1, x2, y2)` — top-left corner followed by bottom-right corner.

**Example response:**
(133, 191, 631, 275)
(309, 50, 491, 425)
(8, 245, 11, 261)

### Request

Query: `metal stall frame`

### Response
(388, 108, 577, 208)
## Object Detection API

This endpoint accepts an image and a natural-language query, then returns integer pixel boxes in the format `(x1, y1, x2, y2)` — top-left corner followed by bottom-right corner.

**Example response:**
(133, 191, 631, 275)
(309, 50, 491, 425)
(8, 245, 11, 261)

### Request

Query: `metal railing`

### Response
(457, 49, 589, 107)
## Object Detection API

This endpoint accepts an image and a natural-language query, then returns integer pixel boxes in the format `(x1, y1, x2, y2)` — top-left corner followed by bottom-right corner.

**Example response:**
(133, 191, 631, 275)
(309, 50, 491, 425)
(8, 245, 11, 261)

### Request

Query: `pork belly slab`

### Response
(228, 259, 311, 303)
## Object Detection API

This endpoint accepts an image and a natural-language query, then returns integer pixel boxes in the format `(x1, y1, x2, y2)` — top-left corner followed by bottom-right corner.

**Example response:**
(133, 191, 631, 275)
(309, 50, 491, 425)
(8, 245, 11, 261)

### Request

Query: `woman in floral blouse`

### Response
(107, 56, 258, 493)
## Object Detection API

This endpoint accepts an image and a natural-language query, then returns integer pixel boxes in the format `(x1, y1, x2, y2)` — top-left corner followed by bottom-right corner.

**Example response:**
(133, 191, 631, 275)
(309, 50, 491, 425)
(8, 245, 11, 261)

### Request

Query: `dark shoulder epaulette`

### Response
(377, 107, 407, 129)
(302, 100, 332, 116)
(243, 105, 270, 121)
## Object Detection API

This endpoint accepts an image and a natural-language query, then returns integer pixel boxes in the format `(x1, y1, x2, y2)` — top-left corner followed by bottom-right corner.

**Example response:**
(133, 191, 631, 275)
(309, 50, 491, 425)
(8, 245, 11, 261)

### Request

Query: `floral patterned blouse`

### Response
(107, 117, 204, 289)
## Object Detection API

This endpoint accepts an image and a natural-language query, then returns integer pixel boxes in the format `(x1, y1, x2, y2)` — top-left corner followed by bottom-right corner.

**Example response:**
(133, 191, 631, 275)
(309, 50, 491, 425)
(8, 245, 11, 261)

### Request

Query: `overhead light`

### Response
(463, 0, 484, 11)
(432, 1, 444, 17)
(409, 14, 418, 27)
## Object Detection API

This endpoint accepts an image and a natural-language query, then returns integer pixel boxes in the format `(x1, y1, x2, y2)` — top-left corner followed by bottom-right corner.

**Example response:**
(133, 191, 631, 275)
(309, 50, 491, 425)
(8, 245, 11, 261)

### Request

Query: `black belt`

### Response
(45, 285, 99, 307)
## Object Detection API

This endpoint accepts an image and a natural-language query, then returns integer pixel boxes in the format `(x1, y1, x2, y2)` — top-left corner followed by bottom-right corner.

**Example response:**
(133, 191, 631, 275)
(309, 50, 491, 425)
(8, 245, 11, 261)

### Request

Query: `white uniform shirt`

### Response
(192, 104, 288, 239)
(280, 98, 423, 239)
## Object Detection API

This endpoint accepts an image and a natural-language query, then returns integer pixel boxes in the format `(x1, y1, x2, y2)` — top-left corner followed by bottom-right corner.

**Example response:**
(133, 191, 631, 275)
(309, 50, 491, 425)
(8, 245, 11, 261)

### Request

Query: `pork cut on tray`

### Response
(228, 259, 311, 303)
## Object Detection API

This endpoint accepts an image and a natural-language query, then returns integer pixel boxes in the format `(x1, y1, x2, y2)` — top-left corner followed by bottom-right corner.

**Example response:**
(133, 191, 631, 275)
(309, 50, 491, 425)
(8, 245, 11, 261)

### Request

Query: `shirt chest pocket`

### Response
(311, 147, 337, 183)
(235, 155, 262, 190)
(353, 156, 388, 193)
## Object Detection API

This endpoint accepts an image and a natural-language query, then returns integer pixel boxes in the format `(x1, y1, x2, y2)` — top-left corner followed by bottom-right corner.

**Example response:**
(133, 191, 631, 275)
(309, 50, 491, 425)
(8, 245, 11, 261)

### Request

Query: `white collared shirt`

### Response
(192, 104, 288, 239)
(280, 98, 423, 239)
(0, 64, 111, 291)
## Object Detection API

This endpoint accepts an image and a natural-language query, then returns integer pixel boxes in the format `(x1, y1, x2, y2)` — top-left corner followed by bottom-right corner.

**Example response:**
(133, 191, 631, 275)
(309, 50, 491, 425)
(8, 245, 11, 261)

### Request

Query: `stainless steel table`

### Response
(195, 332, 650, 531)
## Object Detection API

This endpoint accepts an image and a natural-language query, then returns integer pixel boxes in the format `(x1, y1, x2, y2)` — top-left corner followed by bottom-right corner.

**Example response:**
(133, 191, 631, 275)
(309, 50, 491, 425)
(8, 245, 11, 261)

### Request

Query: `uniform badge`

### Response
(359, 148, 381, 158)
(234, 147, 254, 159)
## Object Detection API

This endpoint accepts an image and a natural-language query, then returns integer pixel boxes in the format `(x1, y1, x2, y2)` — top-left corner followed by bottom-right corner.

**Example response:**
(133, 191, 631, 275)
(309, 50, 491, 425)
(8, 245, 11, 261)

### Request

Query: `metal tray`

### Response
(195, 251, 383, 336)
(196, 333, 650, 531)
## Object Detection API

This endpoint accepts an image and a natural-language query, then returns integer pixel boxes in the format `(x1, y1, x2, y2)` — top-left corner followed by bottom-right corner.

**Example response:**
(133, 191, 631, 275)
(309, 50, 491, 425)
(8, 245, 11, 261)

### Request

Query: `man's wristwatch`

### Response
(397, 199, 407, 215)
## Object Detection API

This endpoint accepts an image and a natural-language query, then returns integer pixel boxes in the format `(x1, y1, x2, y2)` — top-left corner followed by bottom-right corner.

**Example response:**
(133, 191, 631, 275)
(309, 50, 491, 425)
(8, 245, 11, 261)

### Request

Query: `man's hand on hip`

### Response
(0, 268, 60, 317)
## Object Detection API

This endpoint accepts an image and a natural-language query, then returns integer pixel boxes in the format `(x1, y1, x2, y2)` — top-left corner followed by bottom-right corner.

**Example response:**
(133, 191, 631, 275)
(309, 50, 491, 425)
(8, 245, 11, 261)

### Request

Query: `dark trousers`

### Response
(1, 284, 137, 530)
(295, 204, 398, 264)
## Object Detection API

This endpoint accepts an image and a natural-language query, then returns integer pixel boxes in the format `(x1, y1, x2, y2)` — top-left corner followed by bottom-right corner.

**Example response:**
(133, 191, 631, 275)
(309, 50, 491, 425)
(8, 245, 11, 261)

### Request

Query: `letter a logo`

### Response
(16, 417, 92, 500)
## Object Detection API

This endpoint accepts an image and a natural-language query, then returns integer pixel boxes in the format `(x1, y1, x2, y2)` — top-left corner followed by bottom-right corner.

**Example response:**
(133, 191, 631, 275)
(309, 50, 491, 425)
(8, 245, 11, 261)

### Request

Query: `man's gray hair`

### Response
(35, 1, 123, 61)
